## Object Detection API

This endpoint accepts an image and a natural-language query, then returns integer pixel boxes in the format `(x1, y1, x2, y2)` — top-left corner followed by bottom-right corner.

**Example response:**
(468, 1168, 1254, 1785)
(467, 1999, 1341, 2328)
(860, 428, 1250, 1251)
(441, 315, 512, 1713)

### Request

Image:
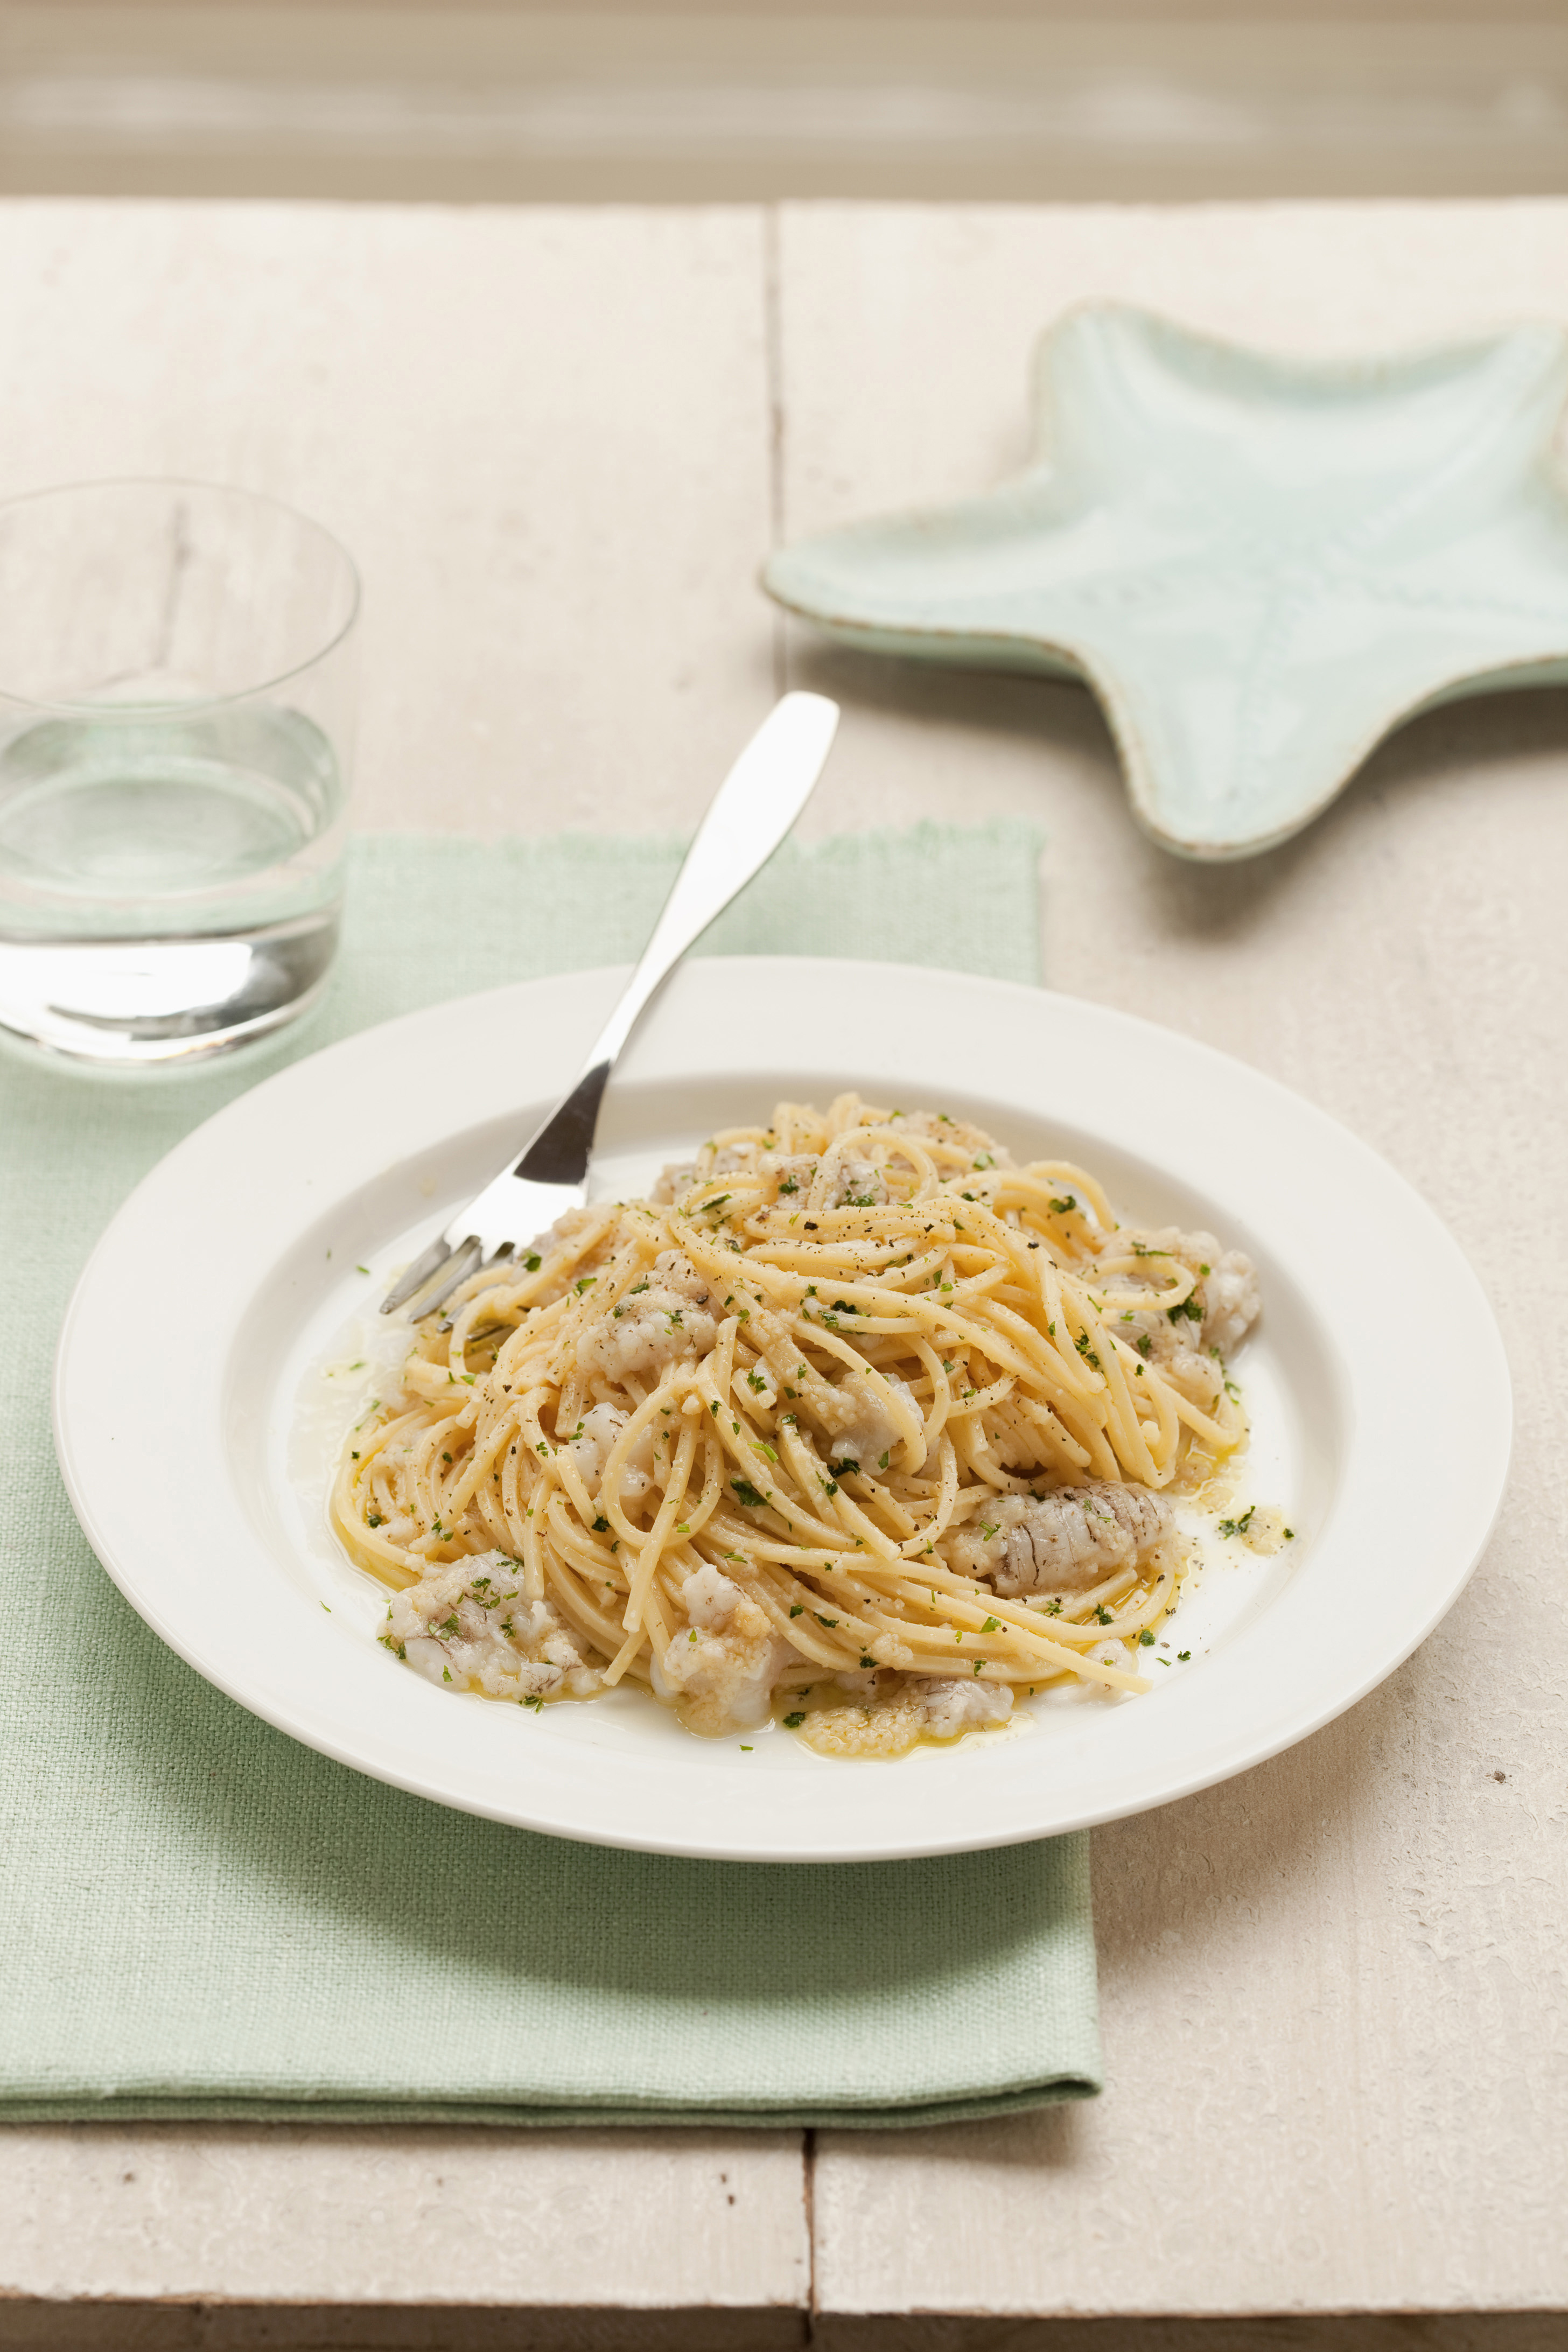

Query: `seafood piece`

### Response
(383, 1552, 599, 1701)
(943, 1482, 1171, 1598)
(650, 1564, 794, 1736)
(579, 1250, 718, 1382)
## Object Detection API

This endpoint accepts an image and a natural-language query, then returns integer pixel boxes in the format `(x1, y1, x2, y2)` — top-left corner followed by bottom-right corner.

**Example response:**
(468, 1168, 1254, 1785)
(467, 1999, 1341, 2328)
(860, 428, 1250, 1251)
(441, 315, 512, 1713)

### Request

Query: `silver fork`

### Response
(381, 690, 841, 1321)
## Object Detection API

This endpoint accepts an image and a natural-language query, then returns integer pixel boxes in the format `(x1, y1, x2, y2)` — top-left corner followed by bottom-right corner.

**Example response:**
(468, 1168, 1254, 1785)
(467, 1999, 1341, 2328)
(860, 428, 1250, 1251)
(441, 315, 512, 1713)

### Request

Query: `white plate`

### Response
(54, 957, 1511, 1863)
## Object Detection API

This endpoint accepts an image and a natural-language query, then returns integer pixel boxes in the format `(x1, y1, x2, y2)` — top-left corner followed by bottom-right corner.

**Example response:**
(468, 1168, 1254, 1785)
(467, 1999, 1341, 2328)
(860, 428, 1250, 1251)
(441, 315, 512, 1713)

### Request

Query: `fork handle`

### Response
(513, 691, 840, 1186)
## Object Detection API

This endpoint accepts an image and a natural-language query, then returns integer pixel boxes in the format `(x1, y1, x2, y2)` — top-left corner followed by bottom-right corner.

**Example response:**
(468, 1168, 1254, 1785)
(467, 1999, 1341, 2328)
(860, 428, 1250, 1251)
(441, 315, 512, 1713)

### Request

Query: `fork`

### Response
(381, 690, 841, 1321)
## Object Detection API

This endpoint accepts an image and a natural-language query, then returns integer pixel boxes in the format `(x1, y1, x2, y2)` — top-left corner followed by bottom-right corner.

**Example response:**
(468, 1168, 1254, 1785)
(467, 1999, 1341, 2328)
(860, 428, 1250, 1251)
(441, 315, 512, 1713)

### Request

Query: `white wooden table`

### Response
(2, 196, 1565, 2351)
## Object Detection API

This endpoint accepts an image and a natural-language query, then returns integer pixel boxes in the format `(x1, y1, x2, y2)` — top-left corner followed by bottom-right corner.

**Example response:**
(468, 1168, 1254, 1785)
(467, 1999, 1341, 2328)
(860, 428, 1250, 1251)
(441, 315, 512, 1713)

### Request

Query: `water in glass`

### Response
(0, 480, 359, 1067)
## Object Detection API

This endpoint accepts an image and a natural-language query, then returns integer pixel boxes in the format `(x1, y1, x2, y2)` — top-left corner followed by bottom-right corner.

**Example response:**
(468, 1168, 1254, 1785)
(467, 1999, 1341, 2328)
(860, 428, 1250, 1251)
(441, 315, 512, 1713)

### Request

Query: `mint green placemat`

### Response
(1, 820, 1103, 2129)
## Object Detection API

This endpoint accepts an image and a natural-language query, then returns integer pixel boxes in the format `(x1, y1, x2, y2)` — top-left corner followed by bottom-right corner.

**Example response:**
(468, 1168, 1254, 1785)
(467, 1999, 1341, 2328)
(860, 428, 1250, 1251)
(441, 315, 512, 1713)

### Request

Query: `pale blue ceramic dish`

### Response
(763, 304, 1568, 860)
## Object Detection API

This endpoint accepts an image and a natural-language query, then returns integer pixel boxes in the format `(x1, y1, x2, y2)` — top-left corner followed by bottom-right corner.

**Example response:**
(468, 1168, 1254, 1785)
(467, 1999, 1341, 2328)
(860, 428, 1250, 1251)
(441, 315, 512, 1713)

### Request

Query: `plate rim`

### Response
(53, 954, 1514, 1861)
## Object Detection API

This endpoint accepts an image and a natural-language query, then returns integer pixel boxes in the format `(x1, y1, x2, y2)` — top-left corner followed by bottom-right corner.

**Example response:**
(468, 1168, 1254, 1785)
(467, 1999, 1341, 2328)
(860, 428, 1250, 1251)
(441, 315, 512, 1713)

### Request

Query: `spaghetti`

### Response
(332, 1097, 1262, 1754)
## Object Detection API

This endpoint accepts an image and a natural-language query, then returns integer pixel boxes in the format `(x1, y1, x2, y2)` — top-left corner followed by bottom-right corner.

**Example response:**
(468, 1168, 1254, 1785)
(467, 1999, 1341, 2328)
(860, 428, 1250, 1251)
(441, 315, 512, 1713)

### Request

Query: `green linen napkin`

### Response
(0, 821, 1103, 2129)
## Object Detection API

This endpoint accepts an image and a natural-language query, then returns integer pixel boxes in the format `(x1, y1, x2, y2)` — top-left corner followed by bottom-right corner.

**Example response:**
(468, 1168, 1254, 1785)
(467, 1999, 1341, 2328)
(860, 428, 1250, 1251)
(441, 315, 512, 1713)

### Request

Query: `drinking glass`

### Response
(0, 479, 359, 1066)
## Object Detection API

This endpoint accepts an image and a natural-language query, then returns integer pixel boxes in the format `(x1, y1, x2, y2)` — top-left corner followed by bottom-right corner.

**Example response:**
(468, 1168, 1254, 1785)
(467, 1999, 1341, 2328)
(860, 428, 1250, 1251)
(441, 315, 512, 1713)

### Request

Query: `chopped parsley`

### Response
(783, 1711, 807, 1728)
(1217, 1504, 1256, 1539)
(730, 1477, 769, 1509)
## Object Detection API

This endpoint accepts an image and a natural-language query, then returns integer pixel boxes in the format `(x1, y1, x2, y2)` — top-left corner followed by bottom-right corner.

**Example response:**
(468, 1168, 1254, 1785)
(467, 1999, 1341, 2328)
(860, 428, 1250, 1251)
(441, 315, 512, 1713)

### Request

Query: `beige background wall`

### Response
(0, 1, 1563, 202)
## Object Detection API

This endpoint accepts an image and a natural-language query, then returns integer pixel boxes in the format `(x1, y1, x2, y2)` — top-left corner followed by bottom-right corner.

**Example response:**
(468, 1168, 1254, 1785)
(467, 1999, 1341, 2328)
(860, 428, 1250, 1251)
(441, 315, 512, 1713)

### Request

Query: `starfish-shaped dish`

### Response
(764, 304, 1568, 859)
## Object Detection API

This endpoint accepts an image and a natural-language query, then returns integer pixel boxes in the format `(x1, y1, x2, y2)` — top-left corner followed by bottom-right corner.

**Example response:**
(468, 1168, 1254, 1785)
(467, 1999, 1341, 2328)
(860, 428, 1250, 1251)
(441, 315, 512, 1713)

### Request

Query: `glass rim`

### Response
(0, 474, 362, 717)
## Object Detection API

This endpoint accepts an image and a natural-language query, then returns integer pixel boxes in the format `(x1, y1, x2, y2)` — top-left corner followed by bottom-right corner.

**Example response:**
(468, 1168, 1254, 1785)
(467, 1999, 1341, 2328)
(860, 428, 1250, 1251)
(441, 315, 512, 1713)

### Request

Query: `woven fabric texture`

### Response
(0, 821, 1103, 2128)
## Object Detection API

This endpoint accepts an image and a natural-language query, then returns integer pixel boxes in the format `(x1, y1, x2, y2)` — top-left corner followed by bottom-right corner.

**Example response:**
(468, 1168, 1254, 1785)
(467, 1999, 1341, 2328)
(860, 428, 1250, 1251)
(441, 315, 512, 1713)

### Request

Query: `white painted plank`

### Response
(0, 2123, 808, 2316)
(779, 200, 1568, 2315)
(0, 197, 781, 836)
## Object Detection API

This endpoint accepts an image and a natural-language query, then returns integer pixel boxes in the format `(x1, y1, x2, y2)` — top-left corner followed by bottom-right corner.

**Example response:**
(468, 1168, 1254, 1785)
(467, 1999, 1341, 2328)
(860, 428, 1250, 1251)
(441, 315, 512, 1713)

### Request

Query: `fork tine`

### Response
(381, 1237, 454, 1314)
(380, 1221, 525, 1320)
(380, 1235, 456, 1315)
(406, 1235, 495, 1321)
(416, 1242, 522, 1317)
